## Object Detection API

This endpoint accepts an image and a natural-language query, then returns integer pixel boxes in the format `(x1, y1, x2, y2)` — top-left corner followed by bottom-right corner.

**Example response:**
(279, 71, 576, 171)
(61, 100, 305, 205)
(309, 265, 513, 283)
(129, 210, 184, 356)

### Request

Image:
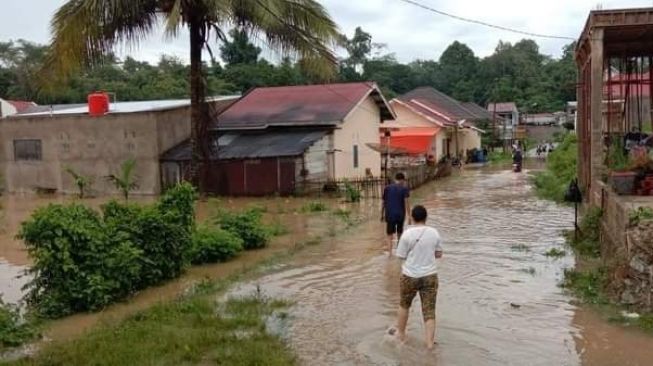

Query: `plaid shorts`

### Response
(400, 273, 439, 320)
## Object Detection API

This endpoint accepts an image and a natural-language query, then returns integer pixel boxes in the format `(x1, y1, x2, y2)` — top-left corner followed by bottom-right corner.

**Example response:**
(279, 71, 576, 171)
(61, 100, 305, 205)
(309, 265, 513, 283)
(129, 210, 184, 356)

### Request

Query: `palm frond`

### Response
(223, 0, 341, 80)
(43, 0, 159, 86)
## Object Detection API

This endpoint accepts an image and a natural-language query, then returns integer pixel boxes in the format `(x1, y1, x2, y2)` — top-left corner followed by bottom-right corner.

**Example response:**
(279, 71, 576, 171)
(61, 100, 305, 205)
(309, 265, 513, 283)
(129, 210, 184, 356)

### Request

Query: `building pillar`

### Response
(590, 27, 605, 187)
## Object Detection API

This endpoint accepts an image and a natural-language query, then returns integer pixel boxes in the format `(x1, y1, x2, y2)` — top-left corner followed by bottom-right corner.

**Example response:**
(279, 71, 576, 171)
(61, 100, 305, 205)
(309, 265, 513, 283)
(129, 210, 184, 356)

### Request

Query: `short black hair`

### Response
(411, 205, 427, 222)
(395, 172, 405, 181)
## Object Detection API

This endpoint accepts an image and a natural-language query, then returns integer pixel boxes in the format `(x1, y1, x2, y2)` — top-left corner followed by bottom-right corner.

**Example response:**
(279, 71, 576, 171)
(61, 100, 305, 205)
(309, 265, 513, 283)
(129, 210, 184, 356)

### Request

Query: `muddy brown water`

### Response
(228, 167, 653, 366)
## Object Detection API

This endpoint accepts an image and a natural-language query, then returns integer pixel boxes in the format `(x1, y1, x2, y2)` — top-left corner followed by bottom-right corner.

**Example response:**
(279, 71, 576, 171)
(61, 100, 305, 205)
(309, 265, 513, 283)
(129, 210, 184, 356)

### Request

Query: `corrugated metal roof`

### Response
(161, 129, 328, 161)
(487, 102, 518, 114)
(461, 102, 493, 120)
(398, 87, 485, 122)
(15, 96, 240, 117)
(215, 82, 394, 130)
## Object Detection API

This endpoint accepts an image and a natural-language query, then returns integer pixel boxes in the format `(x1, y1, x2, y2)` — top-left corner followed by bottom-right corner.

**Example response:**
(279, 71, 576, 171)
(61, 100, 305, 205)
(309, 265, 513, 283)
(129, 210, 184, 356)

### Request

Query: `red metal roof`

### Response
(6, 100, 36, 113)
(216, 82, 394, 130)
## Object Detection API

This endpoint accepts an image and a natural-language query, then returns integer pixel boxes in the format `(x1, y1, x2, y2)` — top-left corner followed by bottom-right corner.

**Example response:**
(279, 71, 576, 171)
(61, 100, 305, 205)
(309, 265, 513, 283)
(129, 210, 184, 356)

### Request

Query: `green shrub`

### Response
(344, 183, 361, 203)
(629, 207, 653, 226)
(216, 209, 270, 250)
(18, 183, 197, 318)
(533, 133, 577, 202)
(188, 225, 243, 265)
(0, 298, 37, 348)
(19, 204, 139, 317)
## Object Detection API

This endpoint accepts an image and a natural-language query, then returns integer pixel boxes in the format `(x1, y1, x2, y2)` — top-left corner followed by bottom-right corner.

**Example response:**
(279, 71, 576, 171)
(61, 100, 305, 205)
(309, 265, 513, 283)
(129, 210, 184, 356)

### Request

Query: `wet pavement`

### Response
(228, 167, 653, 366)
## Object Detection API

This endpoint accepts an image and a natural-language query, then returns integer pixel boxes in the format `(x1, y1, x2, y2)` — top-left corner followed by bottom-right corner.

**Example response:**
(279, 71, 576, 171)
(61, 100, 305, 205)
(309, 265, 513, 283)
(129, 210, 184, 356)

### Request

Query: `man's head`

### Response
(411, 205, 428, 224)
(395, 172, 406, 184)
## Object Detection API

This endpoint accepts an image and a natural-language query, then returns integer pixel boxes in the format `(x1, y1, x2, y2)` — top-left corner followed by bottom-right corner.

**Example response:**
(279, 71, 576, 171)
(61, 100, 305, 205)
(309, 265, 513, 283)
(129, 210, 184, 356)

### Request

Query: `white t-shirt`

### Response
(395, 225, 443, 278)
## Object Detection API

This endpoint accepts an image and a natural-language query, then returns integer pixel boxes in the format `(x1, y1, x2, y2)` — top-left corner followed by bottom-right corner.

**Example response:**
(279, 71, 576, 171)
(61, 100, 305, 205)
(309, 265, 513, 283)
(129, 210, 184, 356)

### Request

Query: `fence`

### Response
(296, 161, 452, 198)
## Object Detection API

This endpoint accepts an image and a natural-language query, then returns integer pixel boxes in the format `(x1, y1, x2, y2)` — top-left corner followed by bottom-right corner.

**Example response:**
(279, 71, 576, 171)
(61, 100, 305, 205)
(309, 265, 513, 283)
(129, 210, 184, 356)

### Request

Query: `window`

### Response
(353, 145, 359, 168)
(14, 139, 42, 161)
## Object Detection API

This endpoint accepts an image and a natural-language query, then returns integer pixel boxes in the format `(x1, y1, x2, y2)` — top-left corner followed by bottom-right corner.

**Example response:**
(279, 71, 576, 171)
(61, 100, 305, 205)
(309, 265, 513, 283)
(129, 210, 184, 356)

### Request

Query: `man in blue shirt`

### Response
(382, 172, 411, 254)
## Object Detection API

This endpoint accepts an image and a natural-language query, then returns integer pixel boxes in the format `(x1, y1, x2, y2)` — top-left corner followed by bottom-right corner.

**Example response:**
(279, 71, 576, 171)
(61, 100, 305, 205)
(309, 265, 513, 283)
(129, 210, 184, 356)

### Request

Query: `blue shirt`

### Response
(383, 183, 410, 221)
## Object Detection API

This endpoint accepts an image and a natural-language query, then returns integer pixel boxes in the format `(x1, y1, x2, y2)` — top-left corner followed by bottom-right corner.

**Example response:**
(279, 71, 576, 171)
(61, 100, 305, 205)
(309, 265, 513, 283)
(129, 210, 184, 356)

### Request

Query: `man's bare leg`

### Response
(424, 318, 436, 349)
(396, 306, 409, 342)
(387, 234, 394, 253)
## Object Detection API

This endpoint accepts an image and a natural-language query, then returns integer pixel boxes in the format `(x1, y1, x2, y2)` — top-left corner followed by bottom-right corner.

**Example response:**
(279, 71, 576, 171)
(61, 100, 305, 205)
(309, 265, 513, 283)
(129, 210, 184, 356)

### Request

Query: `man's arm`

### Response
(434, 238, 443, 259)
(405, 197, 411, 224)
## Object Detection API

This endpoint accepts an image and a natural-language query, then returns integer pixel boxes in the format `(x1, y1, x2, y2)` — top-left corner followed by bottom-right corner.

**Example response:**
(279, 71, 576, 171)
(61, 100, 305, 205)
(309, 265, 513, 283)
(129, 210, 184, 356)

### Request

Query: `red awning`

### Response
(381, 127, 440, 155)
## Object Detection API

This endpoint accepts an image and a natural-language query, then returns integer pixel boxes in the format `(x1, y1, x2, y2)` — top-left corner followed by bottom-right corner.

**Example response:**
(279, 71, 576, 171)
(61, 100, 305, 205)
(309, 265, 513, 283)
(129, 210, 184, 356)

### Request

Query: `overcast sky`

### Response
(2, 0, 652, 64)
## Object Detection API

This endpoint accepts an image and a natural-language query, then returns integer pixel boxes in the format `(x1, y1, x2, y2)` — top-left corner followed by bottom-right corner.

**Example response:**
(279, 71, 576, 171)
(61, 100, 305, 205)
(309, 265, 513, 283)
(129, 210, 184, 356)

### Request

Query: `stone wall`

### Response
(587, 179, 653, 310)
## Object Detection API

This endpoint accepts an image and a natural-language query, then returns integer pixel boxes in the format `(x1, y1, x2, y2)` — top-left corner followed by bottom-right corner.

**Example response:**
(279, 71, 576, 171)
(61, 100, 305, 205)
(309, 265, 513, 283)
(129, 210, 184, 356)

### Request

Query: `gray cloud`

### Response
(1, 0, 652, 64)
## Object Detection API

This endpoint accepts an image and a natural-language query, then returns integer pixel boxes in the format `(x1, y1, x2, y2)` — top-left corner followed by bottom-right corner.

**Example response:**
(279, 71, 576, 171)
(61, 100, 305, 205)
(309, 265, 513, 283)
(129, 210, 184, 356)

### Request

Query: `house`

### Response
(384, 87, 487, 161)
(524, 113, 558, 126)
(161, 82, 394, 196)
(0, 99, 37, 118)
(0, 97, 238, 195)
(487, 102, 520, 143)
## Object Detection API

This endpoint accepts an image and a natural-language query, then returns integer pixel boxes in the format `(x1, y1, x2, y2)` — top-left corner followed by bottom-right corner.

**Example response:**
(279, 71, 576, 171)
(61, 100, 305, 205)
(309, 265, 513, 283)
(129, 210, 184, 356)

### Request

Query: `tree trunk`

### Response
(189, 17, 209, 195)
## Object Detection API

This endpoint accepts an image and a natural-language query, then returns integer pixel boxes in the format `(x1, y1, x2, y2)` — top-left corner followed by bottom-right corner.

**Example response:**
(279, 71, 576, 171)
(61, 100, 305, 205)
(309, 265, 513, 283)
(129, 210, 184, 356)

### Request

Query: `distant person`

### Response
(390, 205, 444, 349)
(382, 173, 411, 254)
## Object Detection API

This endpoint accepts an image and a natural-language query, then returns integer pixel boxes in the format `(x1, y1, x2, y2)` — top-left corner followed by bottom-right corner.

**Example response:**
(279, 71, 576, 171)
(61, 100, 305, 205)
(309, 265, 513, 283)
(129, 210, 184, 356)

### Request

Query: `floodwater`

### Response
(0, 193, 340, 341)
(228, 167, 653, 366)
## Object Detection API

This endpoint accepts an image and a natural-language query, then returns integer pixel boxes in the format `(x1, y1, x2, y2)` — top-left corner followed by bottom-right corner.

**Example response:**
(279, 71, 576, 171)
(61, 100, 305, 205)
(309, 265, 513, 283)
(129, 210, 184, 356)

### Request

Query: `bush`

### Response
(18, 183, 197, 318)
(188, 225, 243, 265)
(533, 134, 577, 202)
(0, 299, 37, 348)
(216, 209, 270, 250)
(344, 183, 361, 203)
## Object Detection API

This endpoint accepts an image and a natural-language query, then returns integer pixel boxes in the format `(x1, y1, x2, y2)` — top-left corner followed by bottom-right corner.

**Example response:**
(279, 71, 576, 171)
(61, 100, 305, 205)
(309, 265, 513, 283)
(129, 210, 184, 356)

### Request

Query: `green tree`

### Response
(220, 29, 262, 65)
(43, 0, 340, 195)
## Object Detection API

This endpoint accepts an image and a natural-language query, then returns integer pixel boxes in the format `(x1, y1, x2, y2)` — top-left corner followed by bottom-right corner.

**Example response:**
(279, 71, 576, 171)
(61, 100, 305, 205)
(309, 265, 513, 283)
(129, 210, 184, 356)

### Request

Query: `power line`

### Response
(397, 0, 576, 41)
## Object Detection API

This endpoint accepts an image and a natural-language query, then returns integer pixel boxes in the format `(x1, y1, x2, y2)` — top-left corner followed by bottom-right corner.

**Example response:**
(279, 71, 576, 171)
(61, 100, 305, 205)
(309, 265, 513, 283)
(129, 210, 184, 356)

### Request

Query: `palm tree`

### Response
(106, 159, 139, 200)
(44, 0, 340, 193)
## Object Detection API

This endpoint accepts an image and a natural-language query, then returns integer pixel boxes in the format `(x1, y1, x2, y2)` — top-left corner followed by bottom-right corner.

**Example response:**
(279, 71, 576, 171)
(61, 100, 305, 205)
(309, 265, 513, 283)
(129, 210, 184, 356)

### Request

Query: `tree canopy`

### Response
(1, 27, 576, 113)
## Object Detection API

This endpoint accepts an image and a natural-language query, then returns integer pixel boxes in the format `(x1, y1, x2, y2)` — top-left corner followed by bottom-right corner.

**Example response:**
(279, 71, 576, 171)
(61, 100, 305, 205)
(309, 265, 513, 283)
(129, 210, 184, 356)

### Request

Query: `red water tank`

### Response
(88, 92, 110, 116)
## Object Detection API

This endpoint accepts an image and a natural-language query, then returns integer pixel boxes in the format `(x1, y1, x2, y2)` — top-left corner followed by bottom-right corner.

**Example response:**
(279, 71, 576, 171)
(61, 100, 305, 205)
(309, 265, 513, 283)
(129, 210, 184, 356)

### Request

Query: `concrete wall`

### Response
(334, 96, 381, 179)
(298, 133, 333, 181)
(457, 129, 482, 153)
(0, 107, 191, 196)
(388, 103, 436, 127)
(588, 180, 653, 309)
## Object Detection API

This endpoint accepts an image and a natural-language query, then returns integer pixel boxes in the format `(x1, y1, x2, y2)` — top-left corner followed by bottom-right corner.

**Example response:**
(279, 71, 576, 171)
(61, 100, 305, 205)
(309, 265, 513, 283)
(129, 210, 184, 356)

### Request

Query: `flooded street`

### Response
(230, 167, 653, 366)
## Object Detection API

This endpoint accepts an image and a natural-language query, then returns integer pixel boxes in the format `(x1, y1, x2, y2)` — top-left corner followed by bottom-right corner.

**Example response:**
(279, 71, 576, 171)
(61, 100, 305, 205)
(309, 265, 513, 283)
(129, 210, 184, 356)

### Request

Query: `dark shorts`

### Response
(400, 274, 439, 320)
(386, 218, 404, 236)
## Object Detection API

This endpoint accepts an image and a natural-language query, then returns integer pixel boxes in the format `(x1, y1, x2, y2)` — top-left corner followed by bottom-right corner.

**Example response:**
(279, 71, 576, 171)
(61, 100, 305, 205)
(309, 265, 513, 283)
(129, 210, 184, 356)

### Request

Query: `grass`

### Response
(561, 267, 609, 305)
(566, 207, 602, 258)
(301, 201, 328, 213)
(488, 150, 512, 164)
(510, 244, 530, 252)
(544, 248, 566, 258)
(8, 295, 294, 366)
(532, 133, 577, 202)
(0, 300, 38, 351)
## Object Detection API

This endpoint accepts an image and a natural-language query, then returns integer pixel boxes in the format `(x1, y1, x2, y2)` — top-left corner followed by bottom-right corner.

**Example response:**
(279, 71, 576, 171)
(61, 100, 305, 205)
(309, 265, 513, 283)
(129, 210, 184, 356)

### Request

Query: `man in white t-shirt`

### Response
(392, 205, 443, 349)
